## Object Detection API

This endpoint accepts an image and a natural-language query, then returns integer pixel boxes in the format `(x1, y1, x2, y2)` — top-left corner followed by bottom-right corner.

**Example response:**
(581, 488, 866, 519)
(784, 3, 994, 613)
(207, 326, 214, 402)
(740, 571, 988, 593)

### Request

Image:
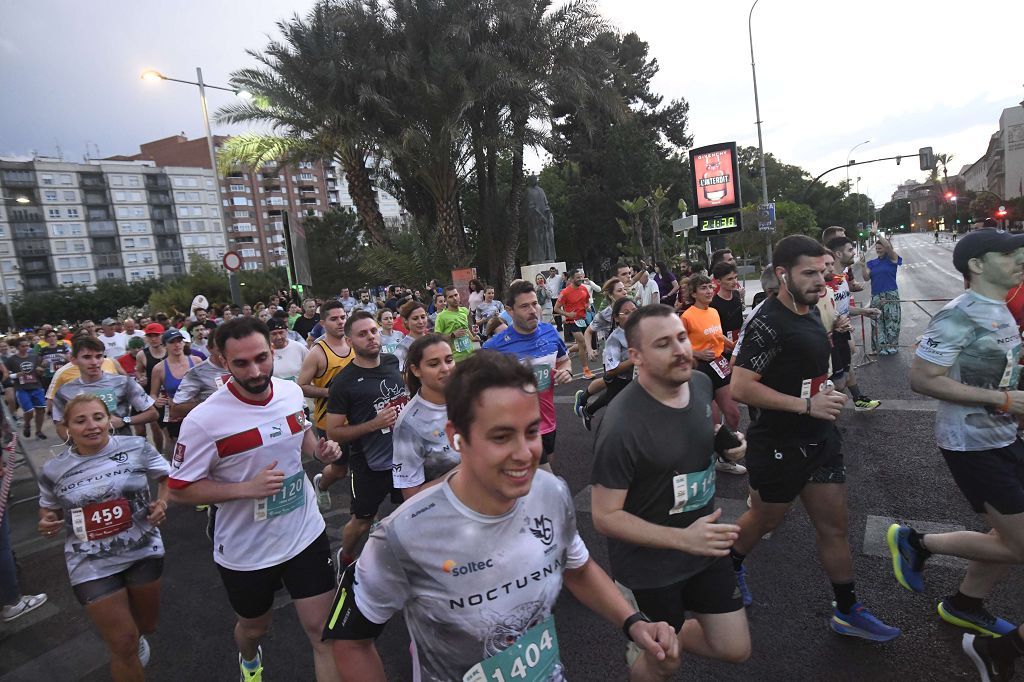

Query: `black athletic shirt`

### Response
(710, 292, 744, 345)
(733, 296, 832, 445)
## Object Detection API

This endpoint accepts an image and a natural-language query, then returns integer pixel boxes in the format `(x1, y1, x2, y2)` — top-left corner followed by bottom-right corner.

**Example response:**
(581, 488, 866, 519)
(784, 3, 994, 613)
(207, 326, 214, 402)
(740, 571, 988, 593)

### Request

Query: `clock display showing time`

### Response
(699, 210, 742, 235)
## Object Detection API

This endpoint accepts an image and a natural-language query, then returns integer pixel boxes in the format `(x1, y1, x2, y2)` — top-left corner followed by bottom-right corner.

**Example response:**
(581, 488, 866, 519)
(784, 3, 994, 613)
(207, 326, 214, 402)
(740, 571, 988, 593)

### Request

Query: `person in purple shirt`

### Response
(866, 229, 902, 355)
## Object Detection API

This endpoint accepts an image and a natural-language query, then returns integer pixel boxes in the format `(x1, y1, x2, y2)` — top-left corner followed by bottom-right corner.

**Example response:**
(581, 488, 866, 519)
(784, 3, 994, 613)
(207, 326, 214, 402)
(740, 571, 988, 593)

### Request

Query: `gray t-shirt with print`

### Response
(391, 393, 459, 489)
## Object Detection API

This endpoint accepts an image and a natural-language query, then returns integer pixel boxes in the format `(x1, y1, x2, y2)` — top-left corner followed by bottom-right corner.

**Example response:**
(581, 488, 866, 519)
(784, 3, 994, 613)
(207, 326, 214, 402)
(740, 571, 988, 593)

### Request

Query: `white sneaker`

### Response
(1, 593, 47, 622)
(312, 473, 331, 511)
(715, 459, 748, 475)
(137, 635, 151, 667)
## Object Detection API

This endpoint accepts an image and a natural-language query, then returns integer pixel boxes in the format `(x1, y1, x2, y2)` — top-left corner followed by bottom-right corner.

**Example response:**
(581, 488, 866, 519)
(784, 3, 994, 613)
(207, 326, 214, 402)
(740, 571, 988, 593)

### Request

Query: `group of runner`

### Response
(13, 222, 1024, 681)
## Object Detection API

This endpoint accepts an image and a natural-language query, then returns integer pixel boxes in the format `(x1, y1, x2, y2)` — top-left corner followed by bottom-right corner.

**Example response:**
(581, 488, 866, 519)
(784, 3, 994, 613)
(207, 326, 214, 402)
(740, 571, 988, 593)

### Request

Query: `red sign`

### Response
(222, 251, 242, 272)
(693, 147, 737, 211)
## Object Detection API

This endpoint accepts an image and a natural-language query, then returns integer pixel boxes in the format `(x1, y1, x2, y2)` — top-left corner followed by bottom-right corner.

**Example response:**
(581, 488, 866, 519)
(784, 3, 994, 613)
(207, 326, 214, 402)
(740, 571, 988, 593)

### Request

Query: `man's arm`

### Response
(135, 350, 148, 386)
(297, 346, 327, 400)
(169, 399, 199, 422)
(731, 366, 844, 420)
(113, 405, 158, 430)
(910, 356, 1024, 412)
(169, 473, 272, 506)
(324, 411, 391, 444)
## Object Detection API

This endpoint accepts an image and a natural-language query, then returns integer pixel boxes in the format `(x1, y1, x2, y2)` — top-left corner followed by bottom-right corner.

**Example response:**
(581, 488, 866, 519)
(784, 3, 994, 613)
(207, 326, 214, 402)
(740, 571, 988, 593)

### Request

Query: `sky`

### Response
(1, 0, 1022, 208)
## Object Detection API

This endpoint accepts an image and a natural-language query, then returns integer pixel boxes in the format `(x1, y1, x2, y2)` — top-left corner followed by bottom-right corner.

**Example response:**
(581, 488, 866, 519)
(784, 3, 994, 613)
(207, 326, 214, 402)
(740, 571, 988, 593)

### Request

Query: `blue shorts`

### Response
(16, 387, 46, 412)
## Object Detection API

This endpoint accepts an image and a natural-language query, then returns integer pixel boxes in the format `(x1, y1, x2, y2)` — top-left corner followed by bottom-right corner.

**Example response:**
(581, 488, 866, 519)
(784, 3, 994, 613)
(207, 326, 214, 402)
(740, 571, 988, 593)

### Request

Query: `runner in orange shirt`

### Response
(553, 270, 593, 379)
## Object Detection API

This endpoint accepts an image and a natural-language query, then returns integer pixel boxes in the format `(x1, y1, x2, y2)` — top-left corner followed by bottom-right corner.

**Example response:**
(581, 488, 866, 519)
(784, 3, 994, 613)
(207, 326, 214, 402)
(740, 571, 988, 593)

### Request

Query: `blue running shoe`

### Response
(939, 600, 1017, 637)
(887, 523, 925, 593)
(830, 602, 901, 642)
(573, 390, 587, 418)
(735, 566, 753, 607)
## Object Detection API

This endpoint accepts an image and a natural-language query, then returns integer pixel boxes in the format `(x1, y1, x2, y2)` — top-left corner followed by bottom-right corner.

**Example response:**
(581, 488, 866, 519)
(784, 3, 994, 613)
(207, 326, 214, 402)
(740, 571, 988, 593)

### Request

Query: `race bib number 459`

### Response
(71, 498, 133, 542)
(463, 615, 560, 682)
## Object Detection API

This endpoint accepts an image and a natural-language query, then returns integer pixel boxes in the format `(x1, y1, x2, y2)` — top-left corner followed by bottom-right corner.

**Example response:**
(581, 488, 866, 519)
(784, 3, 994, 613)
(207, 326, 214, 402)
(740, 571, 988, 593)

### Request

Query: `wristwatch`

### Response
(622, 611, 651, 641)
(122, 414, 133, 425)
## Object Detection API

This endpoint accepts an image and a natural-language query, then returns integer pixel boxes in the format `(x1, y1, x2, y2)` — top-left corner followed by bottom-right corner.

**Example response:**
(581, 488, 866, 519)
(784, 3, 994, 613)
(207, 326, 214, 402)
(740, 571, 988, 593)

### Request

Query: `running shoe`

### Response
(715, 459, 747, 475)
(829, 602, 901, 642)
(854, 396, 881, 412)
(582, 366, 594, 380)
(963, 634, 1015, 682)
(239, 645, 263, 682)
(36, 432, 47, 440)
(22, 423, 29, 438)
(581, 407, 592, 432)
(939, 600, 1017, 637)
(573, 390, 587, 418)
(886, 523, 926, 593)
(735, 566, 753, 607)
(313, 473, 331, 511)
(1, 593, 47, 622)
(138, 635, 151, 668)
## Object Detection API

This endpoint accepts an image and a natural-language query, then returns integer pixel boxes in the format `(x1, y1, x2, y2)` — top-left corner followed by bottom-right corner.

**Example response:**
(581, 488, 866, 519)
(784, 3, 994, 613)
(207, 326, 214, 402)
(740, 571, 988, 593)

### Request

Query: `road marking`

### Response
(863, 515, 967, 569)
(0, 601, 58, 636)
(0, 628, 107, 682)
(925, 259, 965, 282)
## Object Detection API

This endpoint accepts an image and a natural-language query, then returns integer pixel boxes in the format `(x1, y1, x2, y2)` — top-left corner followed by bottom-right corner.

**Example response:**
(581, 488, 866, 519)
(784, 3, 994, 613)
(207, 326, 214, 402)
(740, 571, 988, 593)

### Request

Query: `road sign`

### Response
(672, 216, 697, 233)
(222, 251, 242, 272)
(757, 202, 776, 232)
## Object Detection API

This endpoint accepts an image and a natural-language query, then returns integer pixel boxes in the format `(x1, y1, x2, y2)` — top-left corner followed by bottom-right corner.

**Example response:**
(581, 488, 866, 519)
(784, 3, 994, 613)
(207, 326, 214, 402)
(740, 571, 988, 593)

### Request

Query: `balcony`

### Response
(152, 219, 179, 236)
(94, 253, 122, 267)
(156, 235, 181, 251)
(13, 224, 47, 239)
(160, 263, 185, 276)
(150, 208, 174, 220)
(80, 174, 106, 189)
(267, 209, 284, 217)
(87, 208, 112, 221)
(15, 240, 50, 257)
(144, 175, 170, 190)
(24, 274, 54, 291)
(83, 191, 108, 205)
(7, 208, 43, 223)
(299, 186, 317, 194)
(1, 171, 35, 187)
(148, 192, 172, 205)
(88, 222, 117, 236)
(157, 250, 184, 263)
(96, 267, 124, 281)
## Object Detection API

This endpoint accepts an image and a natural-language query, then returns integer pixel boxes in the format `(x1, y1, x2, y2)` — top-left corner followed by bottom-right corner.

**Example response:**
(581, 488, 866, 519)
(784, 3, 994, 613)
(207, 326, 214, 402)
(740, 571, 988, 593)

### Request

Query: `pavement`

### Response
(0, 232, 1009, 681)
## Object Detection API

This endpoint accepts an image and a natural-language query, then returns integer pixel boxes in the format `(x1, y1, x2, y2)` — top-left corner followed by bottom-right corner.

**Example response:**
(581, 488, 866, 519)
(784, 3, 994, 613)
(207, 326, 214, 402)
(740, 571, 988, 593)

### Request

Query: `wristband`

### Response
(804, 397, 812, 415)
(1000, 390, 1012, 414)
(622, 611, 651, 641)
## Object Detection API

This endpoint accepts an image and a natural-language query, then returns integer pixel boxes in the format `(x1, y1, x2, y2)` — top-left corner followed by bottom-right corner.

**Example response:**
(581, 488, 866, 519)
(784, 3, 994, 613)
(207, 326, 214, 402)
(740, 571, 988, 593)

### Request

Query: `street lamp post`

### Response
(846, 140, 870, 189)
(748, 0, 771, 266)
(140, 67, 250, 304)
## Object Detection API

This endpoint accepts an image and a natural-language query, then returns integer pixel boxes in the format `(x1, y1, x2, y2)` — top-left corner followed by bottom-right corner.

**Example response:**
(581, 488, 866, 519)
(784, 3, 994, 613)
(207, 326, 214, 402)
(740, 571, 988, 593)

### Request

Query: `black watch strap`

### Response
(622, 611, 651, 641)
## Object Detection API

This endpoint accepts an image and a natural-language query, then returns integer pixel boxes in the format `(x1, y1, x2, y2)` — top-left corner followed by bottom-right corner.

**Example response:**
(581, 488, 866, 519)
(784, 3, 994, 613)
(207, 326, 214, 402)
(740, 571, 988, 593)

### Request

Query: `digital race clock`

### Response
(689, 141, 743, 236)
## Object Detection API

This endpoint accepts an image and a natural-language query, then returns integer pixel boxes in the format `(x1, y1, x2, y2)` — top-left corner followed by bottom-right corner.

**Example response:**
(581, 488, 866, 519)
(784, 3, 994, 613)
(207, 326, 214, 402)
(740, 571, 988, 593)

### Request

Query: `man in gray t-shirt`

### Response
(893, 229, 1024, 653)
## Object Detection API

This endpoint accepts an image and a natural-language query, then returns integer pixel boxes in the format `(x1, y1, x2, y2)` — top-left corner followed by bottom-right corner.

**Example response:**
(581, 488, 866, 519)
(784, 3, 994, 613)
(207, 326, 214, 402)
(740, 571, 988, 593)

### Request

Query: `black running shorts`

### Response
(830, 331, 852, 380)
(630, 557, 743, 630)
(72, 557, 164, 606)
(350, 456, 401, 520)
(695, 360, 731, 392)
(541, 430, 556, 465)
(746, 428, 845, 504)
(942, 440, 1024, 515)
(216, 532, 335, 619)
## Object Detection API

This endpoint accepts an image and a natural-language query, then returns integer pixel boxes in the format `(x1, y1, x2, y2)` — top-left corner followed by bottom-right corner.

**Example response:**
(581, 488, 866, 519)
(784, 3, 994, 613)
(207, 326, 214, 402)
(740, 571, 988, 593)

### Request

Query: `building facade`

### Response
(958, 105, 1024, 201)
(0, 157, 225, 302)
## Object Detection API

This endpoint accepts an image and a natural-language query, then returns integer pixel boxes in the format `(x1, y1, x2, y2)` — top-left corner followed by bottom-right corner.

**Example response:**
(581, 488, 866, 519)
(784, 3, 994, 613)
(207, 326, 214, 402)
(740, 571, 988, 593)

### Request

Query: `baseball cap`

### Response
(266, 318, 287, 331)
(144, 323, 165, 335)
(101, 317, 116, 326)
(162, 329, 185, 344)
(952, 228, 1024, 275)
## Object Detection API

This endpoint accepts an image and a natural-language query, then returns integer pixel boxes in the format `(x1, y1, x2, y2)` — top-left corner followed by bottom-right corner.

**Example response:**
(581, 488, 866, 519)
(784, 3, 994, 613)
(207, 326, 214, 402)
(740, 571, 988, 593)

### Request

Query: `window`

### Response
(115, 191, 126, 201)
(243, 261, 260, 271)
(187, 178, 199, 188)
(57, 257, 71, 269)
(205, 178, 213, 188)
(40, 174, 54, 185)
(44, 190, 58, 201)
(298, 161, 313, 169)
(70, 224, 83, 235)
(48, 208, 61, 219)
(55, 241, 68, 254)
(73, 241, 86, 252)
(299, 173, 315, 181)
(233, 210, 249, 218)
(59, 174, 72, 185)
(176, 206, 189, 217)
(207, 192, 217, 203)
(52, 224, 68, 237)
(231, 197, 247, 206)
(193, 219, 205, 229)
(123, 238, 135, 248)
(62, 190, 75, 201)
(240, 248, 256, 257)
(229, 184, 246, 192)
(5, 277, 17, 290)
(116, 207, 129, 218)
(60, 274, 74, 285)
(130, 270, 141, 279)
(75, 273, 91, 284)
(187, 191, 200, 201)
(110, 175, 124, 186)
(126, 253, 138, 264)
(127, 176, 140, 187)
(138, 237, 150, 247)
(145, 269, 156, 278)
(172, 177, 184, 187)
(131, 207, 145, 217)
(130, 192, 143, 201)
(67, 208, 79, 218)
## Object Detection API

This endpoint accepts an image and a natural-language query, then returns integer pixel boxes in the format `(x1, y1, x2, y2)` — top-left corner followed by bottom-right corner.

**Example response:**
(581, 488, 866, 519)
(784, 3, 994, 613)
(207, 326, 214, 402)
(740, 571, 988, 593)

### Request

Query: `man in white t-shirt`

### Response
(268, 318, 309, 383)
(636, 269, 661, 307)
(98, 317, 128, 359)
(169, 317, 343, 682)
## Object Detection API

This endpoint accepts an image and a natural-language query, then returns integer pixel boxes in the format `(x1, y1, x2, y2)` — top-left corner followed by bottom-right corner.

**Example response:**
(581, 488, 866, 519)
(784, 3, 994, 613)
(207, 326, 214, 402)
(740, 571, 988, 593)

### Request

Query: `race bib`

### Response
(454, 335, 473, 354)
(71, 498, 133, 542)
(254, 470, 307, 521)
(800, 374, 828, 399)
(377, 394, 410, 434)
(709, 356, 731, 379)
(463, 615, 561, 682)
(18, 373, 31, 385)
(1000, 349, 1015, 389)
(532, 363, 552, 392)
(382, 343, 398, 355)
(214, 374, 226, 389)
(669, 463, 716, 515)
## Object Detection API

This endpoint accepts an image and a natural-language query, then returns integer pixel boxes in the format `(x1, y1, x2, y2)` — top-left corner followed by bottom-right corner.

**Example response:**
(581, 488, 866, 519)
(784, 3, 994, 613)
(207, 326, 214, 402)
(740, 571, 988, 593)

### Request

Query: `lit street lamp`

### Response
(748, 0, 771, 265)
(140, 67, 251, 304)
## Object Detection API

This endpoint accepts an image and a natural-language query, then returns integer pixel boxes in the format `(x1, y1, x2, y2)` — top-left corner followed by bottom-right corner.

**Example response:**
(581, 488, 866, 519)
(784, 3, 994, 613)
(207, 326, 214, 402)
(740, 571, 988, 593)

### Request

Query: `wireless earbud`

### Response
(452, 434, 462, 451)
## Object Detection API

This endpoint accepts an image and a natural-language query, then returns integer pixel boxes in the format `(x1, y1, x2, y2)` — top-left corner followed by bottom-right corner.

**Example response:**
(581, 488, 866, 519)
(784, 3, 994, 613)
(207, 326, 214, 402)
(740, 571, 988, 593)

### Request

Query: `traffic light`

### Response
(944, 192, 955, 200)
(996, 206, 1008, 218)
(919, 147, 935, 171)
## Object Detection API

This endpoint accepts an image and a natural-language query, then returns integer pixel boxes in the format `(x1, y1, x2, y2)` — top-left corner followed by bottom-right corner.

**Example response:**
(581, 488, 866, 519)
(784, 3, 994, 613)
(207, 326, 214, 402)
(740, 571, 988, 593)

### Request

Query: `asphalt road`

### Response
(2, 231, 1012, 681)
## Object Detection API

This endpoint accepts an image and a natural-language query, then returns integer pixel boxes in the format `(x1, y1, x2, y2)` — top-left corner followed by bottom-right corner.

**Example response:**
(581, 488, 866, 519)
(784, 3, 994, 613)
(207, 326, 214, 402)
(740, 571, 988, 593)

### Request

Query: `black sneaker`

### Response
(963, 634, 1015, 682)
(22, 423, 30, 438)
(581, 407, 592, 431)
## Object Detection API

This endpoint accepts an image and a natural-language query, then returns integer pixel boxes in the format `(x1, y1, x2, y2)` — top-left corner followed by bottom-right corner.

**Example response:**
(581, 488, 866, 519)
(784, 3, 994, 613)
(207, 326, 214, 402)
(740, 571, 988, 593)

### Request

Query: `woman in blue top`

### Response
(866, 232, 902, 355)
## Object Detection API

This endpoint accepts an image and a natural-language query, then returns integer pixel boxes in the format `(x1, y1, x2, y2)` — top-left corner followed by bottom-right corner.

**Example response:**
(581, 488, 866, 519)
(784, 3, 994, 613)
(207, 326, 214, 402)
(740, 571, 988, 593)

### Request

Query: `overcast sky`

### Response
(1, 0, 1021, 208)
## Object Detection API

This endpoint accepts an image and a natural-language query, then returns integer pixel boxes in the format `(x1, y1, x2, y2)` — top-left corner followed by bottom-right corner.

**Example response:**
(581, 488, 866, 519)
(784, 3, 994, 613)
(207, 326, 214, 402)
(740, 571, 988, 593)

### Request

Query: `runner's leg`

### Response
(733, 491, 791, 555)
(125, 579, 161, 635)
(234, 609, 272, 663)
(679, 610, 750, 662)
(293, 591, 342, 682)
(800, 482, 854, 583)
(85, 589, 145, 682)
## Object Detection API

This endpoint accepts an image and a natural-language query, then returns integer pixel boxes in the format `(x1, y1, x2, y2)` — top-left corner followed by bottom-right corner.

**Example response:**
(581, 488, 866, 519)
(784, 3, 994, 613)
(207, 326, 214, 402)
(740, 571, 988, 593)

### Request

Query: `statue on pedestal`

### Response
(524, 175, 556, 264)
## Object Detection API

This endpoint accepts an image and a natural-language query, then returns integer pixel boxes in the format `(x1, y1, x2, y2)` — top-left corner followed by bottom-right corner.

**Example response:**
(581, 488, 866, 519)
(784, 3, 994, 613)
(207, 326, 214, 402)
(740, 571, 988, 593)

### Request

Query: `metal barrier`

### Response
(0, 398, 42, 524)
(852, 296, 953, 368)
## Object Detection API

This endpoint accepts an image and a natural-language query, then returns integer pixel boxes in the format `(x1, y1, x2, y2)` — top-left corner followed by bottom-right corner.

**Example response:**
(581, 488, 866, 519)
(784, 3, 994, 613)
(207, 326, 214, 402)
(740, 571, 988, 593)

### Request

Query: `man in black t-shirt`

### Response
(292, 298, 320, 342)
(592, 305, 750, 672)
(325, 310, 408, 567)
(730, 235, 899, 643)
(709, 262, 744, 356)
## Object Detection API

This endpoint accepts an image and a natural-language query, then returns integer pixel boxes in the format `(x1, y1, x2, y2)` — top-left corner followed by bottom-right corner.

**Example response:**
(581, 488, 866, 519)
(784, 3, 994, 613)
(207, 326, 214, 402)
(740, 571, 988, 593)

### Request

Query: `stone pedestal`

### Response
(520, 262, 567, 288)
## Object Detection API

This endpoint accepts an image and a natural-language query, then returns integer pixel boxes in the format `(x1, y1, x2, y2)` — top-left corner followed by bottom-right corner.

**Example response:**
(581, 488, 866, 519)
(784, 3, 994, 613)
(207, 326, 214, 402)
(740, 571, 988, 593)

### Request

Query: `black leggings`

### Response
(585, 377, 631, 416)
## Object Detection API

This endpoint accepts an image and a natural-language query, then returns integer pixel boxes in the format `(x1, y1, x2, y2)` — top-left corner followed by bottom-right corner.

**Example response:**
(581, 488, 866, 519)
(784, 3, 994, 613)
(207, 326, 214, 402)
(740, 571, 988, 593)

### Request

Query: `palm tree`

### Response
(215, 1, 392, 248)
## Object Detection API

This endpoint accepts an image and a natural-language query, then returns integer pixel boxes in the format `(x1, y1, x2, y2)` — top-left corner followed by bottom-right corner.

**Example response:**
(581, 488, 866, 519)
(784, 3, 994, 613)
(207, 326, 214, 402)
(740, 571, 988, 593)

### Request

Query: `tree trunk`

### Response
(502, 114, 527, 291)
(339, 151, 390, 248)
(435, 191, 466, 266)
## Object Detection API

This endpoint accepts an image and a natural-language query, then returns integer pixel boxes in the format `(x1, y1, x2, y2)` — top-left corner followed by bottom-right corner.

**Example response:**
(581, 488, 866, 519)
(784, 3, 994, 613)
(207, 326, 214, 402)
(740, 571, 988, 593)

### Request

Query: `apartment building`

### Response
(959, 105, 1024, 201)
(0, 157, 225, 301)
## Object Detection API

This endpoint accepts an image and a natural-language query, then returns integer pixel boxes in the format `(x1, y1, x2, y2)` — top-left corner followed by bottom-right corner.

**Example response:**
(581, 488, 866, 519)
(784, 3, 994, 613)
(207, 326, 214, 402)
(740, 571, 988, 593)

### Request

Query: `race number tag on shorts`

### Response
(533, 363, 552, 392)
(669, 464, 715, 515)
(454, 334, 473, 354)
(71, 498, 133, 541)
(710, 356, 731, 379)
(254, 470, 306, 521)
(800, 374, 828, 399)
(462, 615, 561, 682)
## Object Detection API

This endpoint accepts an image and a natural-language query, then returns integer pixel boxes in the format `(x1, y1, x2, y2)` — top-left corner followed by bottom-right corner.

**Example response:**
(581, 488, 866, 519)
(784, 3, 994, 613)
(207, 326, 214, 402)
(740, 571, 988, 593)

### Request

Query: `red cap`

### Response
(144, 323, 165, 335)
